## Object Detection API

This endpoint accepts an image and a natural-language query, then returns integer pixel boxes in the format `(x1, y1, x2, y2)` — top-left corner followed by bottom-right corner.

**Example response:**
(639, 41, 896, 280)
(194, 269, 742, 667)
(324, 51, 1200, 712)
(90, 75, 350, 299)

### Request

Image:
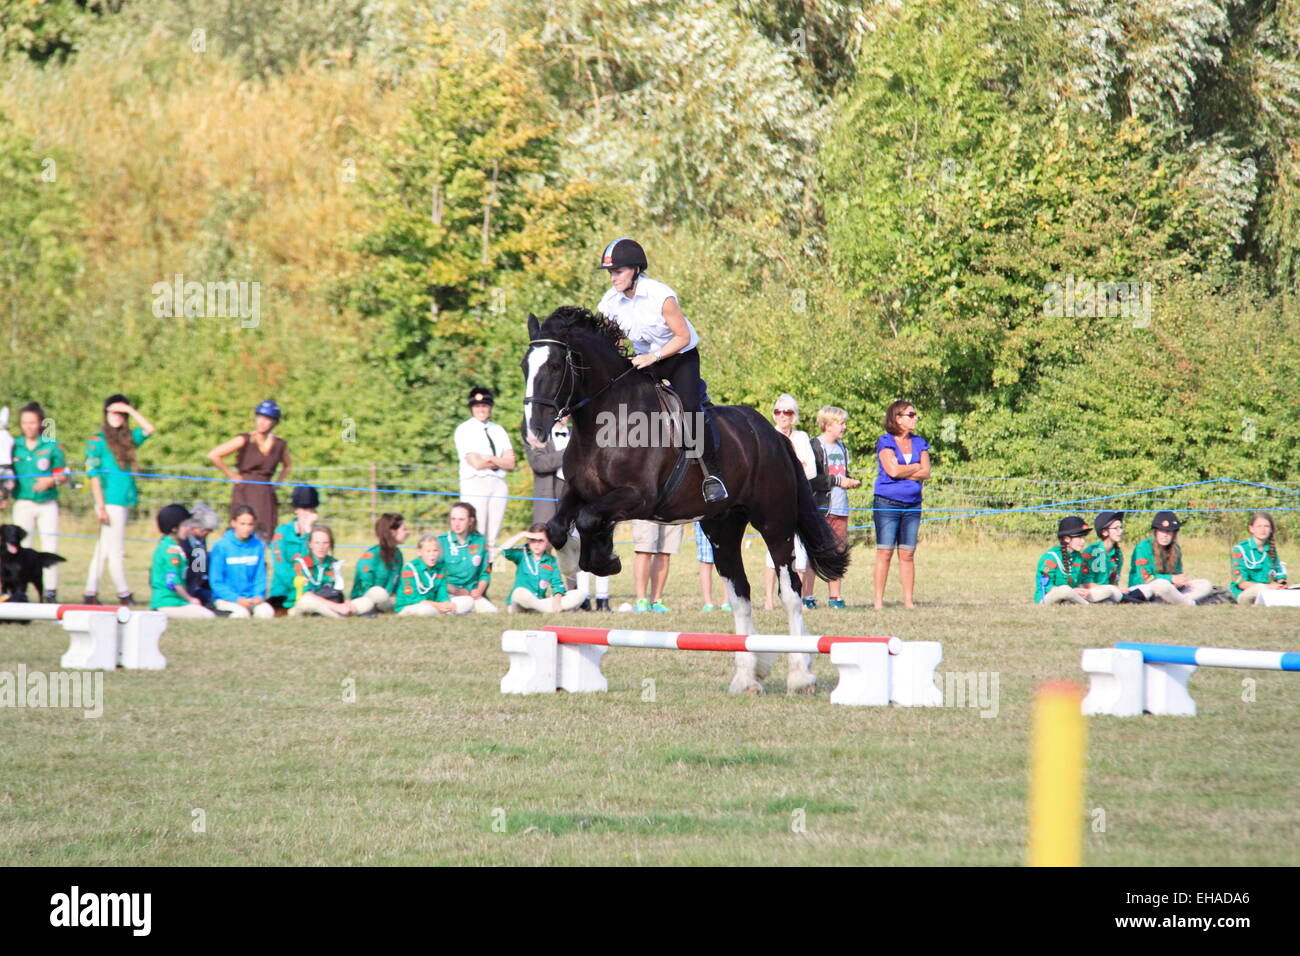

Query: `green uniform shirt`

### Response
(270, 518, 313, 607)
(13, 436, 67, 503)
(85, 428, 148, 507)
(150, 535, 189, 609)
(1128, 537, 1181, 587)
(1230, 538, 1287, 598)
(438, 531, 490, 591)
(292, 553, 341, 602)
(1081, 541, 1123, 587)
(502, 547, 565, 599)
(1034, 545, 1085, 603)
(350, 545, 405, 598)
(394, 559, 449, 611)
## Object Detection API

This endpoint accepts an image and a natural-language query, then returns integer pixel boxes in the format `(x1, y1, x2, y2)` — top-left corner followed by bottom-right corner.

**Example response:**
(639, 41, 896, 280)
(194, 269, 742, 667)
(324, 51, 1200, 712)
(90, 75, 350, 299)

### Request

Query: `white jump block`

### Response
(500, 629, 557, 694)
(1081, 648, 1144, 717)
(557, 641, 609, 693)
(890, 640, 943, 706)
(59, 611, 120, 671)
(1081, 648, 1198, 716)
(118, 611, 167, 670)
(828, 641, 890, 706)
(1144, 662, 1197, 716)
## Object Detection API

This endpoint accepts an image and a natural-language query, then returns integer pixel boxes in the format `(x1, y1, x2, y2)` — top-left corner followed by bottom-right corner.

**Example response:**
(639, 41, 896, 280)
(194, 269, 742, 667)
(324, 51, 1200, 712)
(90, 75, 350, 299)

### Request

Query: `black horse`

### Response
(522, 307, 850, 694)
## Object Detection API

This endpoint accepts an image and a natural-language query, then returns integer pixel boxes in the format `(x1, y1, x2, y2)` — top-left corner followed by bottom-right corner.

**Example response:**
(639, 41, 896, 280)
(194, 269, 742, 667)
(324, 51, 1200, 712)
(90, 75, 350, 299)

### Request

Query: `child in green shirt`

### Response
(1127, 511, 1214, 605)
(269, 485, 319, 611)
(84, 394, 155, 606)
(439, 502, 496, 613)
(499, 524, 586, 613)
(1034, 516, 1092, 605)
(287, 525, 354, 618)
(150, 503, 215, 619)
(350, 512, 409, 615)
(1230, 511, 1289, 605)
(1079, 510, 1126, 603)
(395, 535, 473, 616)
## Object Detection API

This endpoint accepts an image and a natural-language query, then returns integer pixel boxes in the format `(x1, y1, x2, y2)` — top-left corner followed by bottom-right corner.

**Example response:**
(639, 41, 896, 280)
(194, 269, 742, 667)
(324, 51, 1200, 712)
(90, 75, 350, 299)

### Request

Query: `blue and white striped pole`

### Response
(1116, 642, 1300, 672)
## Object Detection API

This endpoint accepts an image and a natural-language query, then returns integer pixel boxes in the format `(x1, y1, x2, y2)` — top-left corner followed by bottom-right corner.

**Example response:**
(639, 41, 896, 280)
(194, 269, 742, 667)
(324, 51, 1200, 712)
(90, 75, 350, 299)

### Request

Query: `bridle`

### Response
(525, 337, 640, 420)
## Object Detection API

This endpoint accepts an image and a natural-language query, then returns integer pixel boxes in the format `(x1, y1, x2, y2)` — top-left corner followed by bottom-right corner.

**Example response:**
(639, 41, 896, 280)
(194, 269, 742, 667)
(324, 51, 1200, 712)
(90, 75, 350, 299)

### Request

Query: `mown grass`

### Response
(1, 530, 1297, 865)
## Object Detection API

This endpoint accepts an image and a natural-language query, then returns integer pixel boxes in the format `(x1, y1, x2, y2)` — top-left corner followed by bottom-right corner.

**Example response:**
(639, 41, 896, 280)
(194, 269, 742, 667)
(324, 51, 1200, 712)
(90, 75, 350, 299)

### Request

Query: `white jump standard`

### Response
(500, 625, 943, 707)
(0, 602, 167, 671)
(1081, 641, 1300, 716)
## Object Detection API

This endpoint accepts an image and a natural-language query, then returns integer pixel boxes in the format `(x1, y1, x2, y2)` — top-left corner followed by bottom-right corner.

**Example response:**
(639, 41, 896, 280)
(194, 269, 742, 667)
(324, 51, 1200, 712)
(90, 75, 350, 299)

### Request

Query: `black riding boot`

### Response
(698, 411, 728, 504)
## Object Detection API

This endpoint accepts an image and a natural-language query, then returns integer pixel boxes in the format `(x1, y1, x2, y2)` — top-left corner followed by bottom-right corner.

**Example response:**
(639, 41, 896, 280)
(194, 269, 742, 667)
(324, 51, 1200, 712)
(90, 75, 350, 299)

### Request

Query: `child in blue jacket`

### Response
(209, 505, 274, 619)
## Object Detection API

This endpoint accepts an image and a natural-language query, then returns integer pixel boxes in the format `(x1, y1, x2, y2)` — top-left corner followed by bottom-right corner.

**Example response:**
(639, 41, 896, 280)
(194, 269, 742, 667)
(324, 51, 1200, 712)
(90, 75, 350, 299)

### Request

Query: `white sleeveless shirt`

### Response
(597, 275, 699, 356)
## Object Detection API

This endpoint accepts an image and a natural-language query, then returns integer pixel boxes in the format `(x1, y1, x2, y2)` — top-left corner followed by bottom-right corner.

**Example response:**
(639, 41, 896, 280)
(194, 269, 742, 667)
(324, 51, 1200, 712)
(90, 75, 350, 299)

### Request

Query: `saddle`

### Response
(647, 379, 717, 520)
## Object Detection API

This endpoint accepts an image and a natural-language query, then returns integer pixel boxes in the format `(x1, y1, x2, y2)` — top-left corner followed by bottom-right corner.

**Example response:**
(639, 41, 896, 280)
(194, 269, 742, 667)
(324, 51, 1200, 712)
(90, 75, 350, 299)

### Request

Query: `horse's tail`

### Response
(784, 440, 851, 582)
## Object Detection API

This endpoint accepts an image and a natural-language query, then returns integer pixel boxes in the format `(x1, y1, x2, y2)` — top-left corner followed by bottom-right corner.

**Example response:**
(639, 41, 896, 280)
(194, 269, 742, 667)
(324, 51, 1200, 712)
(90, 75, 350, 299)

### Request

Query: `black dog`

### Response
(1, 524, 65, 602)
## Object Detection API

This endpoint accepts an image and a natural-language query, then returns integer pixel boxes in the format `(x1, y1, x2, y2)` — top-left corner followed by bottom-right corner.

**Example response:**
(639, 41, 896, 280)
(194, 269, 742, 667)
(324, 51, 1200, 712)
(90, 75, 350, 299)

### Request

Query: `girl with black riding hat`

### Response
(1081, 511, 1128, 602)
(1127, 511, 1215, 604)
(1034, 516, 1094, 604)
(596, 238, 727, 504)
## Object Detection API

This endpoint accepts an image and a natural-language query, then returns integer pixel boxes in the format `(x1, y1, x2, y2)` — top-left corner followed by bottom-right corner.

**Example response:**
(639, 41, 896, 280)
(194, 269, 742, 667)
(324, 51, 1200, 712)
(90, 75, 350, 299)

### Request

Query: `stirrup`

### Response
(702, 475, 728, 503)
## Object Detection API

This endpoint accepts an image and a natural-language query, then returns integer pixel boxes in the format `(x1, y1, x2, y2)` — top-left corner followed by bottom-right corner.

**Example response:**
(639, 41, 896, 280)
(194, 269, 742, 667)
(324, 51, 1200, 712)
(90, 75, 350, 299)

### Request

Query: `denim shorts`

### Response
(873, 495, 921, 551)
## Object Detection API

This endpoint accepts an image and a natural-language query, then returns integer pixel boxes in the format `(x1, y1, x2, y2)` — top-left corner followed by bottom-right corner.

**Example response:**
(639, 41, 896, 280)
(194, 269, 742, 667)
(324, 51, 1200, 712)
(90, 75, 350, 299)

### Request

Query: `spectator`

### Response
(1127, 512, 1215, 605)
(206, 400, 291, 541)
(209, 504, 274, 618)
(632, 519, 680, 613)
(288, 525, 354, 618)
(499, 524, 586, 613)
(84, 394, 155, 607)
(439, 501, 497, 612)
(181, 503, 221, 608)
(350, 512, 409, 616)
(763, 394, 815, 610)
(1081, 511, 1130, 603)
(0, 407, 13, 509)
(1034, 516, 1094, 605)
(149, 503, 215, 619)
(268, 485, 319, 614)
(454, 386, 515, 562)
(872, 400, 930, 609)
(808, 406, 861, 609)
(1231, 511, 1289, 605)
(695, 522, 730, 612)
(395, 535, 474, 616)
(9, 402, 68, 602)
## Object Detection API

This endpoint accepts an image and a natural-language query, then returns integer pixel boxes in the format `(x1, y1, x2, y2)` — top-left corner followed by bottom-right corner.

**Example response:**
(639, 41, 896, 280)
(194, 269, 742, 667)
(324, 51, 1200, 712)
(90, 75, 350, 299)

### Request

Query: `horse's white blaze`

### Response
(524, 346, 550, 442)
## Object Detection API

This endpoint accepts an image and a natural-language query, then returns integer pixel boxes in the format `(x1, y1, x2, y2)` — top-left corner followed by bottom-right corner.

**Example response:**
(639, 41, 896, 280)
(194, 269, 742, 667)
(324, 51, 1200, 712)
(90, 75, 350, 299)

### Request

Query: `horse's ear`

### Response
(527, 312, 540, 340)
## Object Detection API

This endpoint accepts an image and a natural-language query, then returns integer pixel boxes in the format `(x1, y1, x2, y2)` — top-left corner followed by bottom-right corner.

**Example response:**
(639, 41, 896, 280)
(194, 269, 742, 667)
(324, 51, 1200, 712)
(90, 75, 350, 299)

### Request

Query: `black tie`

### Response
(484, 425, 497, 456)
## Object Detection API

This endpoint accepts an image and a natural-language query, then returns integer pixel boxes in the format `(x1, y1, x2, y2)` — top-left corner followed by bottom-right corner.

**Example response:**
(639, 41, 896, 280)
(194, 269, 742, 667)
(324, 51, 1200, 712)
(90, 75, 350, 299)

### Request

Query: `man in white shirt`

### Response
(454, 386, 515, 562)
(596, 237, 728, 504)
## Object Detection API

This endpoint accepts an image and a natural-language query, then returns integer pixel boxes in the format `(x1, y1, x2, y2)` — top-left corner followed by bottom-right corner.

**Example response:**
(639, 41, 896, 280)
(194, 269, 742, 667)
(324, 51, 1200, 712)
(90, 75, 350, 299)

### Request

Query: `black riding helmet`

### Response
(597, 238, 648, 272)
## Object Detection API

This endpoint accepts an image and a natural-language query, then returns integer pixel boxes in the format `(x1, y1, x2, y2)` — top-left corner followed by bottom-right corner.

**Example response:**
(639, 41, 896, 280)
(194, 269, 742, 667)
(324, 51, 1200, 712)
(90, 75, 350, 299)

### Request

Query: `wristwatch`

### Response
(653, 349, 663, 362)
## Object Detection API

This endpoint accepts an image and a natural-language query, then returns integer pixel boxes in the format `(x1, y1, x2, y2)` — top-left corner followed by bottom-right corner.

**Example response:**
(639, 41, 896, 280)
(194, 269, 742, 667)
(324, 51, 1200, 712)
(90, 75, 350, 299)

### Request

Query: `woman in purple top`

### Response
(872, 400, 930, 608)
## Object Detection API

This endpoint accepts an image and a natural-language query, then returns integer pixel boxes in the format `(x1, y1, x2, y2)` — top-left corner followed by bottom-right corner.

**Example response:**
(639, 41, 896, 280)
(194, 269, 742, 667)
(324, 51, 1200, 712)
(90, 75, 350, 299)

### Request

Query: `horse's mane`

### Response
(540, 306, 629, 358)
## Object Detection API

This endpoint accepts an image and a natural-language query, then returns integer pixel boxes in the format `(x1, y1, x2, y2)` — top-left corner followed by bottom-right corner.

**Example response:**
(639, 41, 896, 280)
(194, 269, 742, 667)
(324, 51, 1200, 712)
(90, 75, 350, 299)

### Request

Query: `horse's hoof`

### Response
(787, 672, 817, 695)
(728, 673, 763, 696)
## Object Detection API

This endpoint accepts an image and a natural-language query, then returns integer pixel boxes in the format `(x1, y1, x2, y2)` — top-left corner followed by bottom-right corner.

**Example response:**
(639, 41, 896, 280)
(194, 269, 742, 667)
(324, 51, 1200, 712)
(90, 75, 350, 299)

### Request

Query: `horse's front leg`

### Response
(545, 484, 584, 550)
(575, 487, 649, 577)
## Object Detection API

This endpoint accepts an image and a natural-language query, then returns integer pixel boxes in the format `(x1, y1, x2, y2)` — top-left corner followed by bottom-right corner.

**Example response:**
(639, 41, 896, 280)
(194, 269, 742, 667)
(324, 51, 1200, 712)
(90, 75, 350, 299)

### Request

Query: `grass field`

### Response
(2, 524, 1298, 866)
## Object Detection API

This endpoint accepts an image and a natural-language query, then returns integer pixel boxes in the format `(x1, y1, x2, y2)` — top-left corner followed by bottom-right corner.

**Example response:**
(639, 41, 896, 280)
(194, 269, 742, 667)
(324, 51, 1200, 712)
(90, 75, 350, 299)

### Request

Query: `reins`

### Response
(526, 337, 644, 419)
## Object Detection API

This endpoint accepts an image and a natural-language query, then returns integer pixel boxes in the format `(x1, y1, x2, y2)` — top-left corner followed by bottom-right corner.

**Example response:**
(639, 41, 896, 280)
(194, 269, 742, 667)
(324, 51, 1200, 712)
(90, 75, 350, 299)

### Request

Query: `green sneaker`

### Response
(720, 603, 732, 612)
(701, 604, 715, 612)
(650, 601, 670, 613)
(634, 598, 651, 613)
(828, 598, 847, 609)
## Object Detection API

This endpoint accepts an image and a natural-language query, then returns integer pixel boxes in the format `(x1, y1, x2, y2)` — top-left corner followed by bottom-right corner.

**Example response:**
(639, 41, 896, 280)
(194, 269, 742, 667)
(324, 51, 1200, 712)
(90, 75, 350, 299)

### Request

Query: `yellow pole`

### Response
(1028, 681, 1087, 867)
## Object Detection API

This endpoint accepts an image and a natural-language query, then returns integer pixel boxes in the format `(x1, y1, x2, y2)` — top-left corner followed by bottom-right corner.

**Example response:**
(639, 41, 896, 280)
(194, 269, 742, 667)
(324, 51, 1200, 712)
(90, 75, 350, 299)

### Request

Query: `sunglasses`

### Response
(774, 409, 796, 416)
(900, 411, 919, 418)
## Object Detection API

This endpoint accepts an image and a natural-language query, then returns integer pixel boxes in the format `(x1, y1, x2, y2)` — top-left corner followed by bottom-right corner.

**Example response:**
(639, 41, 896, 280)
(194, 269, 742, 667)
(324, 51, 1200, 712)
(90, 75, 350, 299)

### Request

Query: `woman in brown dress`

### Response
(206, 400, 291, 540)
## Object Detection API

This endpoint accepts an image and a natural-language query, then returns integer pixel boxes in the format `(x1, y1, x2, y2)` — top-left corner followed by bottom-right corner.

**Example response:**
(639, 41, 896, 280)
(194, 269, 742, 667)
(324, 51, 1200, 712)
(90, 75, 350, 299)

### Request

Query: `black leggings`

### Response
(654, 348, 703, 414)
